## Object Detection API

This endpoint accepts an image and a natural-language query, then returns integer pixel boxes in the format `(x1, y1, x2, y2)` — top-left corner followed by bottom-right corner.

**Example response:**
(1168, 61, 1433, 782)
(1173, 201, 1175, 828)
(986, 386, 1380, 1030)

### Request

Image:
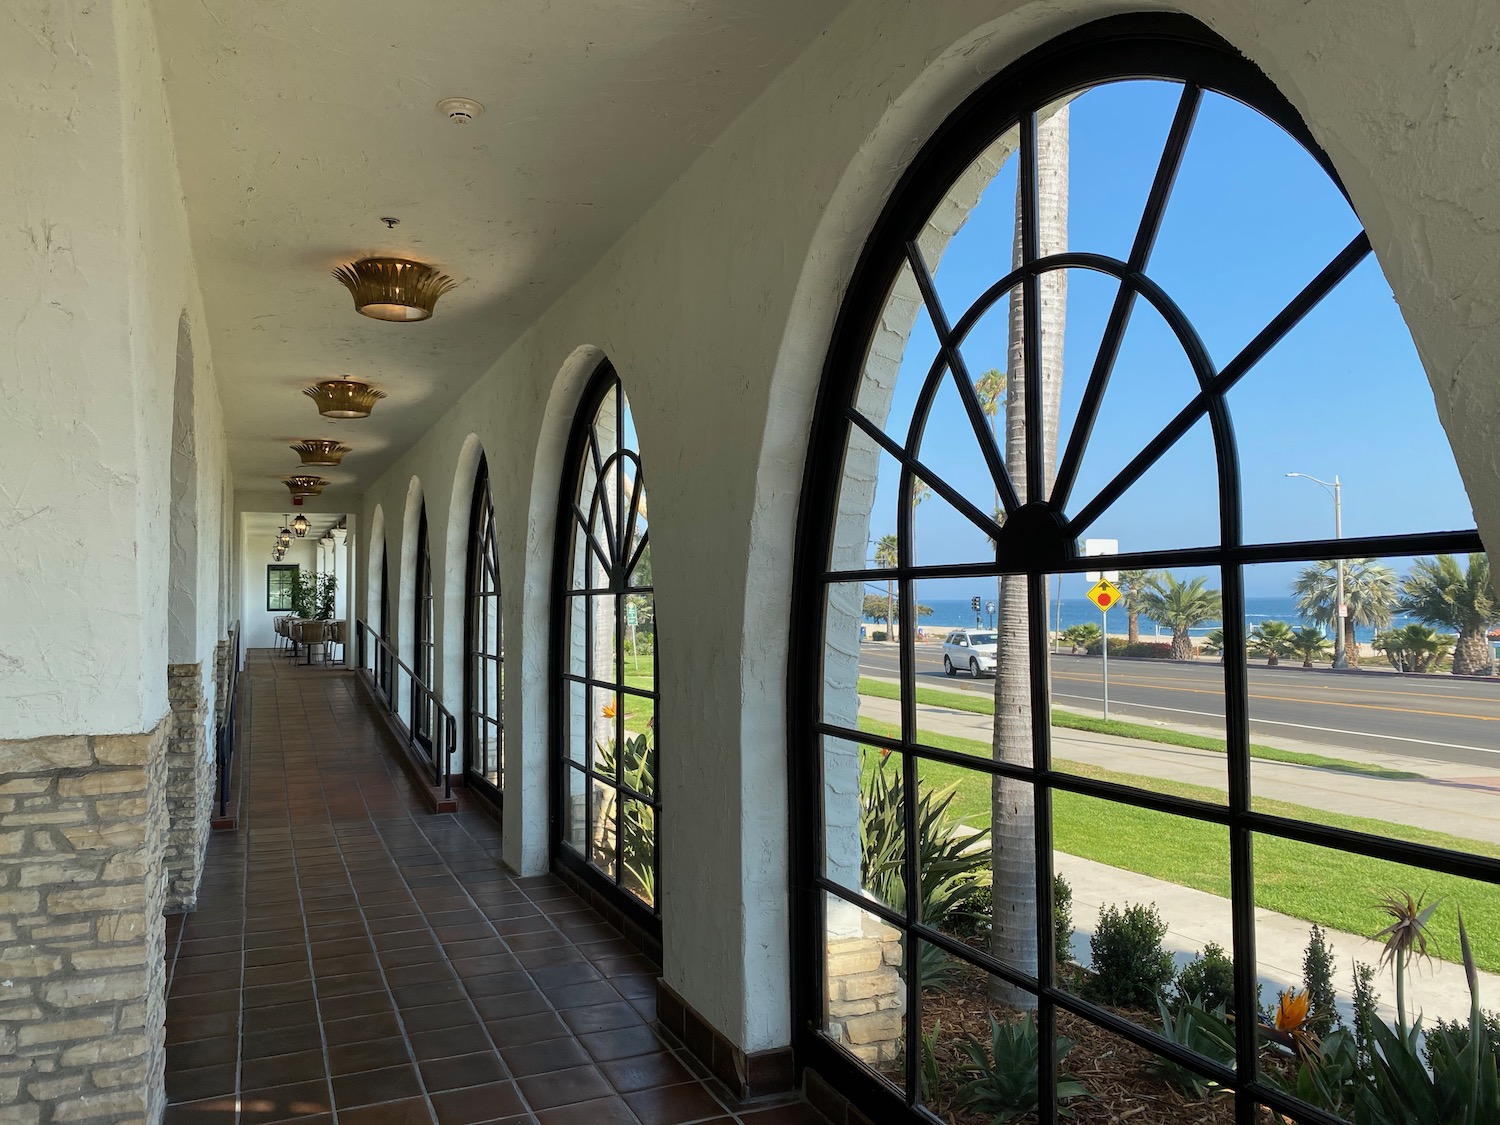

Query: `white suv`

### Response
(943, 630, 997, 677)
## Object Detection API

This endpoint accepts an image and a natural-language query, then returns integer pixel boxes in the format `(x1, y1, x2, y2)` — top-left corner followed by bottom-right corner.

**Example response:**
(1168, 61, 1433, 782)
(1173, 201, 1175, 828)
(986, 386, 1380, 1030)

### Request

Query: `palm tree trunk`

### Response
(1343, 618, 1360, 667)
(991, 104, 1068, 1009)
(1171, 627, 1193, 661)
(1454, 627, 1492, 676)
(1127, 610, 1140, 646)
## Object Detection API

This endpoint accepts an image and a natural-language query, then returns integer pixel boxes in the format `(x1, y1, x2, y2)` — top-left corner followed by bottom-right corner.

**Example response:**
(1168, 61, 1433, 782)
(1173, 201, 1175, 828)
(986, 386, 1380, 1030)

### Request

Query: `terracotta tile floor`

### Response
(163, 652, 822, 1125)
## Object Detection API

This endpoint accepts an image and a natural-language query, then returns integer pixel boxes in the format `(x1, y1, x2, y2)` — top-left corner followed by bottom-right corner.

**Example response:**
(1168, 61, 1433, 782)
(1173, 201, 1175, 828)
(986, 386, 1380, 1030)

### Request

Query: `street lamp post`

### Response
(1286, 472, 1347, 669)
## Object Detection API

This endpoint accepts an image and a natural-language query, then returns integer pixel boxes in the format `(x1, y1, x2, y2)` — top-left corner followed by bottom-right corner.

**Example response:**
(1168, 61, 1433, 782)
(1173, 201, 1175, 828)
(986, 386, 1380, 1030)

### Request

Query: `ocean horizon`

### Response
(864, 594, 1421, 644)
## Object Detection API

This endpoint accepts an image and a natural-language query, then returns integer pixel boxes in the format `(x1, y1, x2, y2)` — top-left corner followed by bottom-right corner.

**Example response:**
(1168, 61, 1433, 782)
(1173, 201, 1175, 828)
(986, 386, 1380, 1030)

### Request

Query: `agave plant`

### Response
(955, 1013, 1089, 1121)
(1152, 995, 1237, 1099)
(860, 755, 990, 988)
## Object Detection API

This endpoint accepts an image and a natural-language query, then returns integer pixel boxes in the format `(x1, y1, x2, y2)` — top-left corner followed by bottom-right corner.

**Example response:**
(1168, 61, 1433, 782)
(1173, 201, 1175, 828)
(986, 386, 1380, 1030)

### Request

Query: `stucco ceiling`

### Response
(153, 0, 847, 499)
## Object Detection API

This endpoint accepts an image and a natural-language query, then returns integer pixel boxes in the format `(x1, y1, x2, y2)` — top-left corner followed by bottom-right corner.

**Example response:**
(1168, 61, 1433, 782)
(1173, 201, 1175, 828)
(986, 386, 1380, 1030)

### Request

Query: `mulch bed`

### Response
(916, 962, 1250, 1125)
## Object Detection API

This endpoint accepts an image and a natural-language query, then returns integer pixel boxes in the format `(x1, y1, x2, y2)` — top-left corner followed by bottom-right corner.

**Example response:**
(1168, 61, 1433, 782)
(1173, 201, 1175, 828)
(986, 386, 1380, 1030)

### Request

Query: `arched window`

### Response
(791, 16, 1488, 1125)
(378, 543, 392, 697)
(411, 503, 434, 746)
(552, 362, 659, 937)
(465, 455, 503, 801)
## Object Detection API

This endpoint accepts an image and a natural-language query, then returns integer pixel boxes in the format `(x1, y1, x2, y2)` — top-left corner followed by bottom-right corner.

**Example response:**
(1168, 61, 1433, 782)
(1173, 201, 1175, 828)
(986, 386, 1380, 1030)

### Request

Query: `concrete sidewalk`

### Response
(854, 684, 1500, 1026)
(859, 681, 1500, 845)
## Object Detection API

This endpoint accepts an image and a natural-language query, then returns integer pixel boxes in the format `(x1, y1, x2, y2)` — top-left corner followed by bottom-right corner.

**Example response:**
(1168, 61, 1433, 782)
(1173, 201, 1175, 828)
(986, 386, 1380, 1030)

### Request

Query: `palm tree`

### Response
(1289, 626, 1333, 669)
(1373, 624, 1453, 674)
(1292, 559, 1396, 667)
(1248, 620, 1297, 666)
(1139, 573, 1221, 660)
(1398, 553, 1496, 676)
(873, 534, 898, 640)
(992, 104, 1069, 1010)
(1117, 569, 1161, 645)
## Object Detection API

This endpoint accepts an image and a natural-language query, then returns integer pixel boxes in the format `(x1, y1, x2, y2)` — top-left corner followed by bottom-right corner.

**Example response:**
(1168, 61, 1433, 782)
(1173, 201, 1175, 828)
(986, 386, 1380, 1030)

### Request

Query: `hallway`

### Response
(161, 653, 816, 1125)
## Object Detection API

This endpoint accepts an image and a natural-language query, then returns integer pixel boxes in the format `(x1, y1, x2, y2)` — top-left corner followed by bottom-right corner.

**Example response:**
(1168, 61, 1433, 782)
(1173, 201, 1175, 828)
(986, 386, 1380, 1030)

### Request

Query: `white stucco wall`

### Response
(0, 0, 231, 743)
(348, 0, 1500, 1056)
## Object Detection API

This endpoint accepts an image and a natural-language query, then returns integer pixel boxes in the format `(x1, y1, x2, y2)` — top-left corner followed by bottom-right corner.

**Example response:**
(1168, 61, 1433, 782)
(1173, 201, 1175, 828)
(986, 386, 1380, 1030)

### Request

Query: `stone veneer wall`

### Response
(0, 719, 170, 1125)
(163, 663, 210, 911)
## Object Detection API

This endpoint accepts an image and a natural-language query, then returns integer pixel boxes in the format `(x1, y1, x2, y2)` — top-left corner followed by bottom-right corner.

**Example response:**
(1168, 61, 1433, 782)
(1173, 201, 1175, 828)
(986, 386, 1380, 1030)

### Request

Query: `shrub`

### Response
(1302, 924, 1339, 1036)
(1084, 902, 1175, 1009)
(1425, 1010, 1500, 1069)
(1351, 960, 1379, 1077)
(1085, 638, 1173, 659)
(1061, 623, 1102, 649)
(1054, 874, 1074, 965)
(1173, 941, 1235, 1013)
(871, 630, 888, 642)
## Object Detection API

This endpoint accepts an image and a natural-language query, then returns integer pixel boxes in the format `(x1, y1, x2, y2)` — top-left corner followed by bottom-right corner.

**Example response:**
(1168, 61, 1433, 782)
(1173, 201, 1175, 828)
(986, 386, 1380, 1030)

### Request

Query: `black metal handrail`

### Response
(355, 619, 458, 799)
(215, 622, 241, 819)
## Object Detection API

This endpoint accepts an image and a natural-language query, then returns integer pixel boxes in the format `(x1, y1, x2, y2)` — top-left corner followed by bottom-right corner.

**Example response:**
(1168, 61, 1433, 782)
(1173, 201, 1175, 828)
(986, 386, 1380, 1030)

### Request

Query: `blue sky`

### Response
(863, 80, 1476, 599)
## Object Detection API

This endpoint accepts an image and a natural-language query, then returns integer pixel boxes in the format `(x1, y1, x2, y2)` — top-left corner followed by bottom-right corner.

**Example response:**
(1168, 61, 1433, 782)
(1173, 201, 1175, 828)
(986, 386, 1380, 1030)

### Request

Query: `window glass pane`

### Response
(620, 798, 655, 909)
(1232, 255, 1476, 545)
(590, 777, 618, 876)
(1051, 565, 1229, 804)
(1241, 554, 1500, 835)
(823, 737, 901, 910)
(853, 260, 939, 448)
(831, 429, 906, 574)
(1054, 799, 1231, 1042)
(823, 892, 907, 1093)
(822, 580, 900, 732)
(562, 767, 588, 854)
(915, 124, 1020, 320)
(1148, 90, 1362, 368)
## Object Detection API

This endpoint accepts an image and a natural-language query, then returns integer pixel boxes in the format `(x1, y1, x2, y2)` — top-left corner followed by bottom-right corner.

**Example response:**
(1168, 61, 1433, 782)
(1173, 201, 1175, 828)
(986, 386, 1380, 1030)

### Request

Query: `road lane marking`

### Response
(1051, 671, 1500, 722)
(1051, 692, 1500, 756)
(1052, 668, 1496, 707)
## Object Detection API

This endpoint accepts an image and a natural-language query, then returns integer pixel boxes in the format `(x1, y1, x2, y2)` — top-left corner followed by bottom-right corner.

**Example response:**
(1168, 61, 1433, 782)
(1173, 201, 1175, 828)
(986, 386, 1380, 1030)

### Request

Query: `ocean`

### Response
(872, 594, 1419, 644)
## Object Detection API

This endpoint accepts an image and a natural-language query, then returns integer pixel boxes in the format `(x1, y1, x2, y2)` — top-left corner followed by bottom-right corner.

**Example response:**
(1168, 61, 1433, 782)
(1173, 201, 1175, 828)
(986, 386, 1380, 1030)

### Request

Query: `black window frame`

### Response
(411, 503, 434, 748)
(788, 14, 1489, 1125)
(465, 454, 504, 806)
(549, 360, 662, 943)
(377, 543, 393, 698)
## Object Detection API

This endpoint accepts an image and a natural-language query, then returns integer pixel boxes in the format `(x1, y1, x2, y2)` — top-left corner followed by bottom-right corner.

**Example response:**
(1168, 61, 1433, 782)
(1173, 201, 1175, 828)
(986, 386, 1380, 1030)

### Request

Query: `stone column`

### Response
(162, 664, 211, 912)
(823, 903, 906, 1066)
(0, 719, 170, 1125)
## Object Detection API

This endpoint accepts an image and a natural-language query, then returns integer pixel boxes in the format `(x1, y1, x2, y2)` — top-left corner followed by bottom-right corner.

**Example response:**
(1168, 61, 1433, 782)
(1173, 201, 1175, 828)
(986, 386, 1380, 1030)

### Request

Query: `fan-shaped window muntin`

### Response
(794, 17, 1488, 1125)
(465, 456, 504, 800)
(554, 363, 659, 933)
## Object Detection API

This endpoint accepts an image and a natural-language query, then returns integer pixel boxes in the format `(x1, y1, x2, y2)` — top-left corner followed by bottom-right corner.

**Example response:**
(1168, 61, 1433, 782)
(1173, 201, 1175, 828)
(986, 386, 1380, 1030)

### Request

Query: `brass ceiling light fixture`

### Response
(291, 514, 310, 538)
(277, 515, 293, 547)
(305, 377, 385, 419)
(291, 439, 352, 466)
(284, 475, 327, 503)
(332, 257, 456, 322)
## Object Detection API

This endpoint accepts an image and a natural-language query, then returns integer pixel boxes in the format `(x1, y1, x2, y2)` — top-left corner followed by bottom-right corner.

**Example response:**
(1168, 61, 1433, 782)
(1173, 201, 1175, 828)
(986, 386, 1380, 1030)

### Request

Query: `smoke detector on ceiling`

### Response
(436, 97, 484, 124)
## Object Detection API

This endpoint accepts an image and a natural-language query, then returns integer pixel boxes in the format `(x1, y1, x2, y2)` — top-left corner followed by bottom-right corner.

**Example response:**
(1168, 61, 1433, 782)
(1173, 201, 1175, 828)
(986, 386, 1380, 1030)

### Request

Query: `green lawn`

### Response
(856, 676, 1422, 781)
(855, 716, 1500, 973)
(620, 654, 655, 734)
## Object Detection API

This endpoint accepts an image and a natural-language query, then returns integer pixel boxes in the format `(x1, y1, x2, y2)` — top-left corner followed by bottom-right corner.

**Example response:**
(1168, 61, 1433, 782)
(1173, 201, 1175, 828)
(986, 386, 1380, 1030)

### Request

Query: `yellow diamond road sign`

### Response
(1086, 578, 1121, 612)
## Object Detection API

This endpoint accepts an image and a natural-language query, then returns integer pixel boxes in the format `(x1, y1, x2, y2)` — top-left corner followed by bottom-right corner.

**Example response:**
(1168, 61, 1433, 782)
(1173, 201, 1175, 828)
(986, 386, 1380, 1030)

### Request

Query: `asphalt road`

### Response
(857, 645, 1500, 768)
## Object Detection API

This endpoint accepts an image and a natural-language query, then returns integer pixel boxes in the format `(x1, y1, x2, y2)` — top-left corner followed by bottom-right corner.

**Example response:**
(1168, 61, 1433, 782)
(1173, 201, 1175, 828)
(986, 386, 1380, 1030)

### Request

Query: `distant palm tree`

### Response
(1199, 627, 1228, 657)
(1117, 569, 1161, 645)
(1373, 624, 1453, 674)
(1289, 626, 1333, 669)
(874, 534, 898, 640)
(1139, 573, 1222, 660)
(1248, 620, 1297, 666)
(1291, 559, 1397, 667)
(1398, 553, 1496, 676)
